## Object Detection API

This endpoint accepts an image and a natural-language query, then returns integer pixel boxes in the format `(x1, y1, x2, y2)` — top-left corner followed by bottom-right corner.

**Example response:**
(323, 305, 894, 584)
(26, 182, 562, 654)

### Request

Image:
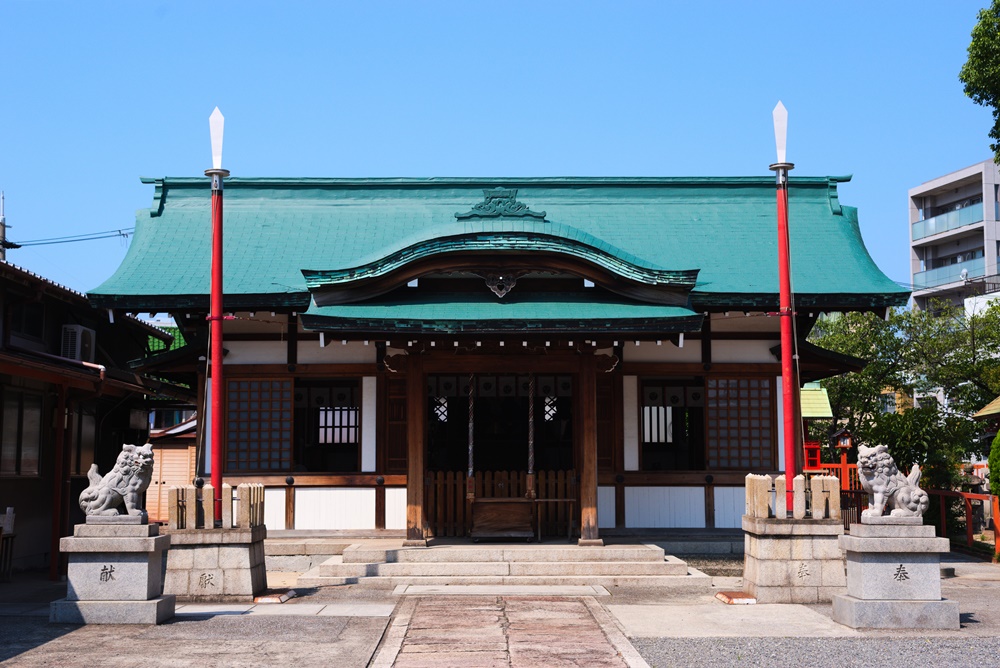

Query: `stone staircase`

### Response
(296, 542, 713, 591)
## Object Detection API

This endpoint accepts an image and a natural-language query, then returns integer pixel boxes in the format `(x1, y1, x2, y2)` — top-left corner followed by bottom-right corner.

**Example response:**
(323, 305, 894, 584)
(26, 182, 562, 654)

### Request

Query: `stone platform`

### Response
(50, 519, 174, 625)
(163, 525, 267, 602)
(832, 523, 959, 629)
(741, 516, 846, 604)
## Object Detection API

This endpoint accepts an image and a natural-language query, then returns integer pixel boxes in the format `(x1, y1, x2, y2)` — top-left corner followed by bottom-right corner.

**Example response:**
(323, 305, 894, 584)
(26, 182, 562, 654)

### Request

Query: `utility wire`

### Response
(12, 228, 134, 247)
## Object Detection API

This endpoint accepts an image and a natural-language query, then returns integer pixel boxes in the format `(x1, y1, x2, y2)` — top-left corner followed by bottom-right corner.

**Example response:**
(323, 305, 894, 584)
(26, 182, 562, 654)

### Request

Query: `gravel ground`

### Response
(683, 556, 743, 577)
(631, 637, 1000, 668)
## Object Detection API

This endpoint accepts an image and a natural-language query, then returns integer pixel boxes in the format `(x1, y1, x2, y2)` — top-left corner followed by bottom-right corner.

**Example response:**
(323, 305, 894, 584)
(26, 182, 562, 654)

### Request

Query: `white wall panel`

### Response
(598, 486, 616, 529)
(623, 341, 700, 363)
(203, 384, 213, 476)
(224, 340, 377, 365)
(625, 486, 705, 528)
(294, 488, 376, 530)
(361, 376, 377, 471)
(224, 340, 285, 364)
(385, 487, 407, 530)
(298, 341, 376, 364)
(776, 376, 785, 470)
(622, 376, 639, 471)
(263, 487, 286, 530)
(711, 340, 777, 363)
(713, 486, 745, 529)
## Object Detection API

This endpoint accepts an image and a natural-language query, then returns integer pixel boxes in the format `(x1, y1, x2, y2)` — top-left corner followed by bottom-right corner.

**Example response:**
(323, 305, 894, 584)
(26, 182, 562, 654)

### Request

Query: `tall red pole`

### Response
(207, 167, 229, 524)
(771, 161, 797, 509)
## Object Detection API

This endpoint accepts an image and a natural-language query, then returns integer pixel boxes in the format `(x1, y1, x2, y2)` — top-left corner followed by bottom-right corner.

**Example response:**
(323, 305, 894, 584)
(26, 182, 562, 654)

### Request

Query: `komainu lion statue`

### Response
(78, 443, 155, 519)
(857, 444, 929, 519)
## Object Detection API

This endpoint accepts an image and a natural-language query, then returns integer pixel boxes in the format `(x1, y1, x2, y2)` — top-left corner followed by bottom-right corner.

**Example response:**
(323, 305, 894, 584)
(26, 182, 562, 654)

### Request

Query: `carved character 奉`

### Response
(857, 444, 930, 519)
(78, 443, 155, 519)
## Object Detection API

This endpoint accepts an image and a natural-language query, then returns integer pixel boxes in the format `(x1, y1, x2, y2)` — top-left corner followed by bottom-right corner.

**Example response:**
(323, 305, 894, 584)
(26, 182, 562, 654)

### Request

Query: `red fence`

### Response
(926, 489, 998, 549)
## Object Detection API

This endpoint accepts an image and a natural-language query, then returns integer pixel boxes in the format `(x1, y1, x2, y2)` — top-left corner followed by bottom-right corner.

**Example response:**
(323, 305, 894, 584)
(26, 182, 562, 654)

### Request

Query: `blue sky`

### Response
(0, 1, 993, 296)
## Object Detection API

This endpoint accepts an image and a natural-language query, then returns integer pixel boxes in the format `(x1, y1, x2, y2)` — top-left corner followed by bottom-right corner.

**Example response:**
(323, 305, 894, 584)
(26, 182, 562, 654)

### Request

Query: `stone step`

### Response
(341, 544, 666, 564)
(318, 557, 688, 578)
(296, 571, 712, 592)
(264, 539, 351, 556)
(263, 540, 351, 572)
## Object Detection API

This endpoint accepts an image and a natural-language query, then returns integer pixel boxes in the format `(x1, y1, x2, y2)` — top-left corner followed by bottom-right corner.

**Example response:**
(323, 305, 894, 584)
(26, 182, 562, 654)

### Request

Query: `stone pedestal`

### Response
(50, 520, 174, 624)
(742, 516, 846, 603)
(163, 525, 267, 602)
(832, 523, 959, 629)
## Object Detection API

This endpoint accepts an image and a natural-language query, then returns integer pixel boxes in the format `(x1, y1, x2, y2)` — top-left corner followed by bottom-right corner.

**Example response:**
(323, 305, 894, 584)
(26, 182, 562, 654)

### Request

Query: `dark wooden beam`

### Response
(405, 354, 426, 545)
(578, 352, 602, 545)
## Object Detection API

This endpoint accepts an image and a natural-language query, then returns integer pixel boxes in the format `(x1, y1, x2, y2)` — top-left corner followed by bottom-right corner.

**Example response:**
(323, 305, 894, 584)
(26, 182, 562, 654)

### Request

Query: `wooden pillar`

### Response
(49, 384, 68, 580)
(404, 353, 426, 545)
(578, 352, 602, 546)
(284, 483, 295, 530)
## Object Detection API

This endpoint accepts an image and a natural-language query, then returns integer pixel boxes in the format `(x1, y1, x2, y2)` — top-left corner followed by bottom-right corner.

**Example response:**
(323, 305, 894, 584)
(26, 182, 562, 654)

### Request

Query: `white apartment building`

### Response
(910, 159, 1000, 310)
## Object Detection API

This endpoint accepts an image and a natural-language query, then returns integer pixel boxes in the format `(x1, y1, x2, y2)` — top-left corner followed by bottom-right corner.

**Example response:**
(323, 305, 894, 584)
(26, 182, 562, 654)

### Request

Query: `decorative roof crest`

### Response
(455, 187, 547, 220)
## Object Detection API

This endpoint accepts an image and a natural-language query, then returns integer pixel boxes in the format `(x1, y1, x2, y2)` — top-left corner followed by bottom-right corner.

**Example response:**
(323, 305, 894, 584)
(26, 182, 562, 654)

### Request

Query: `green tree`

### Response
(901, 300, 1000, 416)
(960, 0, 1000, 163)
(807, 309, 908, 447)
(866, 407, 977, 489)
(990, 431, 1000, 497)
(808, 302, 1000, 479)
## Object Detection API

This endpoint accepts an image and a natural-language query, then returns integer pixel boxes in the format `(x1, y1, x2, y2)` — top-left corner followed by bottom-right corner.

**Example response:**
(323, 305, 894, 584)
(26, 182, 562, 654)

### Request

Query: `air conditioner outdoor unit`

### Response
(61, 325, 96, 363)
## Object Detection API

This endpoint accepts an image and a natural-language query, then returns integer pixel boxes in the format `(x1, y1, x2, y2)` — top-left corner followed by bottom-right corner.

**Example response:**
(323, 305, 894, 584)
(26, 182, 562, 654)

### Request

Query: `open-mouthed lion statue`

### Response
(78, 443, 155, 519)
(857, 443, 929, 519)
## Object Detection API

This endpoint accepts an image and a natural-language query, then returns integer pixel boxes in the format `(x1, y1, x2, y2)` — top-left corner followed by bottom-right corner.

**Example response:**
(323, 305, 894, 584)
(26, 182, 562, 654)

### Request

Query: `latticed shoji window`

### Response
(705, 377, 774, 470)
(226, 379, 293, 472)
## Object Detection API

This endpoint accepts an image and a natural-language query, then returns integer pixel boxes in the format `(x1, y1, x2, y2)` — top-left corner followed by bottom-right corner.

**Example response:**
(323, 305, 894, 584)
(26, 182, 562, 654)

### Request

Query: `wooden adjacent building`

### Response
(89, 176, 907, 544)
(0, 260, 192, 574)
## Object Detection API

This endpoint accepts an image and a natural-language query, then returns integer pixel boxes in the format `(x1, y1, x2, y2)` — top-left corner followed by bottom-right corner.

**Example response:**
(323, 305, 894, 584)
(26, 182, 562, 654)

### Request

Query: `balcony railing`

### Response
(913, 257, 985, 289)
(911, 202, 984, 241)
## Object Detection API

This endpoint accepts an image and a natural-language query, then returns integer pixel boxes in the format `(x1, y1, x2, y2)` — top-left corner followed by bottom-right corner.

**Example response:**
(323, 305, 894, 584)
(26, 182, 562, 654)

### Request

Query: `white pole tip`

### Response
(209, 107, 225, 170)
(772, 101, 788, 164)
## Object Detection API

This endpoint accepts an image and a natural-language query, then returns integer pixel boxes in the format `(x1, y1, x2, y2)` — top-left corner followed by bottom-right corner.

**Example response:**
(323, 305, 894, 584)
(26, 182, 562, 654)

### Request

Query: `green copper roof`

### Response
(301, 228, 698, 291)
(89, 176, 908, 311)
(301, 292, 702, 334)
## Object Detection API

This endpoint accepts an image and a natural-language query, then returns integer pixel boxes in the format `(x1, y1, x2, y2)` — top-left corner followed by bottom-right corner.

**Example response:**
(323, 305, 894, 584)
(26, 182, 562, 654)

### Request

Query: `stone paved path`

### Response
(379, 596, 634, 667)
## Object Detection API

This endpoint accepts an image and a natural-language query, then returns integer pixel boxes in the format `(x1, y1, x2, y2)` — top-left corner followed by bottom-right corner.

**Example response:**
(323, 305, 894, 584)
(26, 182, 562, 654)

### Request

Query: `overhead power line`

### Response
(12, 228, 135, 247)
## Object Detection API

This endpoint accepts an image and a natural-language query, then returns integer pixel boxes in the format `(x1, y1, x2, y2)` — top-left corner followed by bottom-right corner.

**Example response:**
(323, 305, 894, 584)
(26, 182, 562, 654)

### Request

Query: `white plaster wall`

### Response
(203, 384, 213, 476)
(711, 340, 777, 363)
(710, 313, 778, 333)
(361, 377, 377, 472)
(625, 486, 706, 528)
(294, 488, 376, 530)
(223, 340, 378, 365)
(385, 487, 407, 530)
(713, 486, 745, 529)
(598, 486, 616, 529)
(263, 487, 286, 531)
(224, 340, 286, 365)
(622, 341, 701, 363)
(298, 341, 377, 364)
(622, 376, 639, 471)
(776, 376, 785, 470)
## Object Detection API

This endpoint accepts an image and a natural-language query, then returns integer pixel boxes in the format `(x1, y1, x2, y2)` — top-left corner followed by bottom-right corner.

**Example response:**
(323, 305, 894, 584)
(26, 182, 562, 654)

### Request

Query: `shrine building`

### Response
(89, 176, 907, 544)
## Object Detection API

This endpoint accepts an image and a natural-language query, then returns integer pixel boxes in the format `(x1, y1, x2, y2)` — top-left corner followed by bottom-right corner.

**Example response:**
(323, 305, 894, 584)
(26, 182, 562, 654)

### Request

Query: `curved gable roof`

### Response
(88, 176, 908, 312)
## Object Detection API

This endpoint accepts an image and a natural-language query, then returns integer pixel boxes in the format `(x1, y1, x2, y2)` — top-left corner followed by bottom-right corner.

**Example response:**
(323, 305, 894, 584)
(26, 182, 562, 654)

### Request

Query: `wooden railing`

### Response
(425, 469, 576, 538)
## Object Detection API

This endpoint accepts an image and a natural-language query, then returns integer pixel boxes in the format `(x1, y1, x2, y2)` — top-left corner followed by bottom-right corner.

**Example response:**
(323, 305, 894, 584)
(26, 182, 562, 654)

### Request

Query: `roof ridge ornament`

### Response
(455, 188, 547, 220)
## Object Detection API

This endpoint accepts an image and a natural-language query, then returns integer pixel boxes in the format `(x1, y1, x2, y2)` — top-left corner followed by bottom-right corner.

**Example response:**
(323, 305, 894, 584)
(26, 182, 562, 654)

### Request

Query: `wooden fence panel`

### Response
(425, 469, 576, 538)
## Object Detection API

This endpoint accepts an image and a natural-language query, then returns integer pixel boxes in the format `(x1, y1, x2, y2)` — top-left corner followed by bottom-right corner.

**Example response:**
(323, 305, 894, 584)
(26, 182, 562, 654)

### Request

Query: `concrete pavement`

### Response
(0, 552, 997, 667)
